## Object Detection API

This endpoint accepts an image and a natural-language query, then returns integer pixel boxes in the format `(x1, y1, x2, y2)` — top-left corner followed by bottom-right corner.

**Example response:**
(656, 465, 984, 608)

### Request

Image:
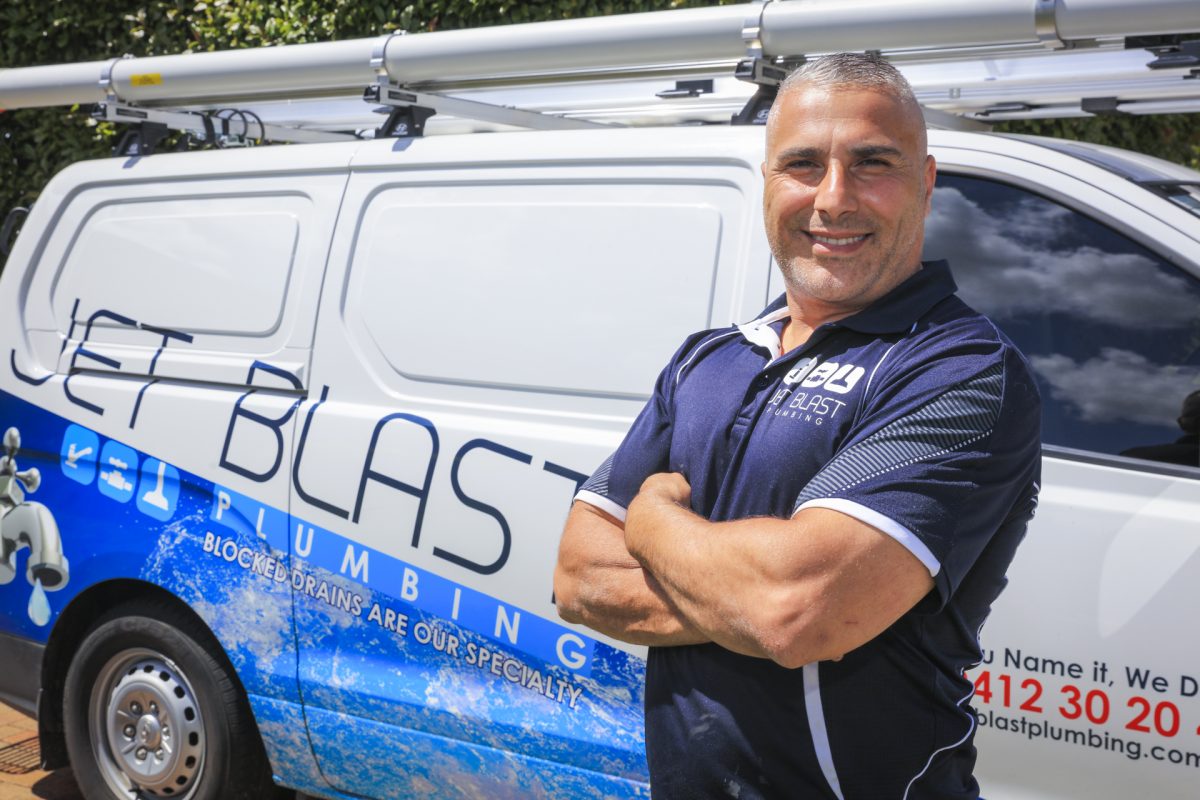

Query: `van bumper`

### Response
(0, 631, 43, 716)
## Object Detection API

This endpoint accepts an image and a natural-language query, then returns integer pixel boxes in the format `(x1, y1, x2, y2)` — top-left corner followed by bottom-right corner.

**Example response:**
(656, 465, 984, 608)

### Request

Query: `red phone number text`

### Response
(967, 670, 1199, 738)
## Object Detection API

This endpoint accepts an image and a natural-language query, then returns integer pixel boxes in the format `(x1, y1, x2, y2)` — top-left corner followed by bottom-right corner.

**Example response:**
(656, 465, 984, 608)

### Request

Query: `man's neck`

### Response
(779, 261, 925, 353)
(779, 299, 859, 353)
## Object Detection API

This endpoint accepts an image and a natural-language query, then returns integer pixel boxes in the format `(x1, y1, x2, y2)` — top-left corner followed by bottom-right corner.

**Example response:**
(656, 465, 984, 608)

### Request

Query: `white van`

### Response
(0, 109, 1198, 800)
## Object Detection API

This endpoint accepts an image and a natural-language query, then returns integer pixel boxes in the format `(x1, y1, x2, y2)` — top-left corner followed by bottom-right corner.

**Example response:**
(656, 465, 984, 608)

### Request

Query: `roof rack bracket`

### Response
(92, 100, 356, 153)
(363, 78, 608, 133)
(112, 121, 172, 157)
(731, 57, 791, 126)
(1144, 38, 1200, 70)
(656, 79, 715, 100)
(364, 83, 436, 137)
(1081, 96, 1125, 116)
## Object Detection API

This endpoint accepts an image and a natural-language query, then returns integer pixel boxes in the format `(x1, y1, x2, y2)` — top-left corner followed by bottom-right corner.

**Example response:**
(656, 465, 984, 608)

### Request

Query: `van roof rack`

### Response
(1, 0, 1197, 146)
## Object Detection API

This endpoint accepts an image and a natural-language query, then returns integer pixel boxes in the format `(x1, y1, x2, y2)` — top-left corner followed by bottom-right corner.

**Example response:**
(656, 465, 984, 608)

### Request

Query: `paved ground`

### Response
(0, 703, 322, 800)
(0, 703, 82, 800)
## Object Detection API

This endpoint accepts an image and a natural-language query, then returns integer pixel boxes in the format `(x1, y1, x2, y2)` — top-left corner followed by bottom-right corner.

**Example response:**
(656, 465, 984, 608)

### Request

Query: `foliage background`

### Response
(2, 0, 1199, 219)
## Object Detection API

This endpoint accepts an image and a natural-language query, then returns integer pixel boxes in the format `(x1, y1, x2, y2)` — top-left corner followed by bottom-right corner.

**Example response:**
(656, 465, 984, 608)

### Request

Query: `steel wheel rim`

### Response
(88, 647, 207, 799)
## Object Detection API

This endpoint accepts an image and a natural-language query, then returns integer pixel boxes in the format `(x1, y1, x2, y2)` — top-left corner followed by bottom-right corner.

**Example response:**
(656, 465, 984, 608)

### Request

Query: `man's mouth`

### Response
(808, 232, 869, 246)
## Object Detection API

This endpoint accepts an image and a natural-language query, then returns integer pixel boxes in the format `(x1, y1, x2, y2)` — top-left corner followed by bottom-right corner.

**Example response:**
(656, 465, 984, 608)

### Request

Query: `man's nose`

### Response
(814, 161, 856, 218)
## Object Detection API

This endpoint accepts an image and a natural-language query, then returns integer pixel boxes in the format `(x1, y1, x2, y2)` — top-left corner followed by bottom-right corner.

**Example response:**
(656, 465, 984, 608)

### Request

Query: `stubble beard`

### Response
(770, 207, 927, 312)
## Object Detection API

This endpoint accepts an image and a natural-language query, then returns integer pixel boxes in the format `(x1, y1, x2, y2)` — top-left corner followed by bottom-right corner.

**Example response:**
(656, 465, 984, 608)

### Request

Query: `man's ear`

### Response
(923, 154, 937, 215)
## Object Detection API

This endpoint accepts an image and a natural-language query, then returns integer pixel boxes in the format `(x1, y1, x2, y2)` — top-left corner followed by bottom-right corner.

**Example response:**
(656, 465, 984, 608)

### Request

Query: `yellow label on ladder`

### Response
(130, 73, 164, 87)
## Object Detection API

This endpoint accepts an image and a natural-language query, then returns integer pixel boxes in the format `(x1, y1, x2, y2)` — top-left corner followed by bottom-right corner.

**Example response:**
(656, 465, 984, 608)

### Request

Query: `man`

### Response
(554, 53, 1041, 799)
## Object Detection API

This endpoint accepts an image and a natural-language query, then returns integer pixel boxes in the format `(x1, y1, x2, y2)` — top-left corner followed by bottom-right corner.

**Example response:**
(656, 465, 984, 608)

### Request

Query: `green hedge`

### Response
(2, 1, 1198, 220)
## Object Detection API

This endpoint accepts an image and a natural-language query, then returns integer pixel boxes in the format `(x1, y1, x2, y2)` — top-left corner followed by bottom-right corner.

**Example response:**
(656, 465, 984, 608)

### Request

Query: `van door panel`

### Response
(294, 134, 767, 797)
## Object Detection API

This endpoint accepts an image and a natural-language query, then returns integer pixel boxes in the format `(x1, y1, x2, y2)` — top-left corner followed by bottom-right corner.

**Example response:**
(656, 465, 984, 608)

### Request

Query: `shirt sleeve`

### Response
(575, 330, 716, 522)
(791, 333, 1042, 606)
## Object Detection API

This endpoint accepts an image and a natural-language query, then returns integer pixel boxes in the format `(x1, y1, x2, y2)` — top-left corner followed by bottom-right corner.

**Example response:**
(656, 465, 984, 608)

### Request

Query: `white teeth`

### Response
(811, 233, 867, 246)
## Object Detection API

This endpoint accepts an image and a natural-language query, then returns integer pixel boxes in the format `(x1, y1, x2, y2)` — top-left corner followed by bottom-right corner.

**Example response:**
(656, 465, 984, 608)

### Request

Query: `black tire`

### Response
(62, 599, 283, 800)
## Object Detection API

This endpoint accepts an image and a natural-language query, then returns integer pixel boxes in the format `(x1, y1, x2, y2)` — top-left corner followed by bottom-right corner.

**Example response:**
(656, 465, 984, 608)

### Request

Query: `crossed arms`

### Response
(553, 472, 935, 669)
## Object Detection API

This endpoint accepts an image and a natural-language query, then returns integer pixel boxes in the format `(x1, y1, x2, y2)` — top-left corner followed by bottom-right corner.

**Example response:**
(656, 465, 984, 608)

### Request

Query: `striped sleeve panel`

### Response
(794, 363, 1004, 511)
(578, 452, 616, 497)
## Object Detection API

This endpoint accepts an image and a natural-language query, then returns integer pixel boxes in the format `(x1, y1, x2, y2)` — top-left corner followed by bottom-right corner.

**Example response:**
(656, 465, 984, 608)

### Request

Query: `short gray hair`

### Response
(779, 52, 917, 102)
(767, 52, 925, 147)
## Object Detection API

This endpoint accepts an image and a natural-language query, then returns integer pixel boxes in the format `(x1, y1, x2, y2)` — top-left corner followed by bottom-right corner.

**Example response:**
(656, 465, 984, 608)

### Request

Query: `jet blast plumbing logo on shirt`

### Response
(771, 358, 865, 424)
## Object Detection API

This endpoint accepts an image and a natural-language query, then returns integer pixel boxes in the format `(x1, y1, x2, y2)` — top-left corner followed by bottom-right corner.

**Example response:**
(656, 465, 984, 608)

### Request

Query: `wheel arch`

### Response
(37, 579, 250, 771)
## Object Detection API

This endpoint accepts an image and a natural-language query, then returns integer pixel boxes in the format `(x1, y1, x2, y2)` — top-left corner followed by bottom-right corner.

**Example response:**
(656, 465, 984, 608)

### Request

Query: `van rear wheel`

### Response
(62, 600, 281, 800)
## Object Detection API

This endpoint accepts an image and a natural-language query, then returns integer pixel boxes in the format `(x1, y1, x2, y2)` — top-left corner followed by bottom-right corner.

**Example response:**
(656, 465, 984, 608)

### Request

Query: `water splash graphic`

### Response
(28, 578, 50, 626)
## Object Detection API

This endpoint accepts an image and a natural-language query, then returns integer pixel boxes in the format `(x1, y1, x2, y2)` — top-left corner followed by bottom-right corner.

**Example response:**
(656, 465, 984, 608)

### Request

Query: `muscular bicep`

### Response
(773, 507, 935, 665)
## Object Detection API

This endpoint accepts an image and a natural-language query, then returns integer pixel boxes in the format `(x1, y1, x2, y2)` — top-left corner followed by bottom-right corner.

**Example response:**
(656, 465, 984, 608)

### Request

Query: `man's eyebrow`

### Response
(850, 144, 904, 160)
(774, 146, 822, 163)
(773, 144, 906, 163)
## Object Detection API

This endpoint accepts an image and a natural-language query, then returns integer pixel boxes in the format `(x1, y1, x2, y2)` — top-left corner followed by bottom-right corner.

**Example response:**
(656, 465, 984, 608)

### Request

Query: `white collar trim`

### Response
(737, 306, 791, 357)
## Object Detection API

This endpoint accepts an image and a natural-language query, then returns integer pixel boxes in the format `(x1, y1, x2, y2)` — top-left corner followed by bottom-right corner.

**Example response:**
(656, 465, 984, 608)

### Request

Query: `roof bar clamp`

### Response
(741, 0, 774, 61)
(370, 30, 406, 78)
(1034, 0, 1064, 50)
(98, 54, 134, 102)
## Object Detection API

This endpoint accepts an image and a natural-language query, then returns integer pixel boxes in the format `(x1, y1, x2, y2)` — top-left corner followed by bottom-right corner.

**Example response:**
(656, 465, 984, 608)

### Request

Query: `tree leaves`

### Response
(997, 116, 1200, 172)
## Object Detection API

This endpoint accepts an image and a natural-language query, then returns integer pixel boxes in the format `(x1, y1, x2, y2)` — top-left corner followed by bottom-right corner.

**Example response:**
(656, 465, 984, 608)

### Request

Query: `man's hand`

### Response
(553, 500, 709, 647)
(625, 472, 691, 559)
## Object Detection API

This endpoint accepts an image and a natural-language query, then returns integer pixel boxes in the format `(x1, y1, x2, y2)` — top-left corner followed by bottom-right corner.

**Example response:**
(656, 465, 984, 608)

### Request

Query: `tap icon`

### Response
(0, 427, 70, 598)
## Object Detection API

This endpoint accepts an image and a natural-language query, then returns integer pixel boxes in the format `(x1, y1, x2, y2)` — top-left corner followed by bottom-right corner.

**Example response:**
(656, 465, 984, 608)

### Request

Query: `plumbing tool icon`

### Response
(0, 427, 69, 626)
(64, 441, 92, 469)
(100, 457, 134, 494)
(141, 460, 170, 511)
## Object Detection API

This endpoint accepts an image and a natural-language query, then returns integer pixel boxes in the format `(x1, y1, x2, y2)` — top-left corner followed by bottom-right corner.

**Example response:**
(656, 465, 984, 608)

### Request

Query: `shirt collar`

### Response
(837, 260, 957, 334)
(741, 260, 957, 348)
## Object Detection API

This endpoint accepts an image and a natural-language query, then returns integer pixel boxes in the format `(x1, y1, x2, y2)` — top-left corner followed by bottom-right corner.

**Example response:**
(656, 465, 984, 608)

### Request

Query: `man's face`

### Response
(762, 85, 936, 315)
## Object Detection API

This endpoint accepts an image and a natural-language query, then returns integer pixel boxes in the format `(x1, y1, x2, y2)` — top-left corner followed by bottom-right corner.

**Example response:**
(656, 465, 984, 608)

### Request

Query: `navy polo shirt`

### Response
(577, 261, 1041, 800)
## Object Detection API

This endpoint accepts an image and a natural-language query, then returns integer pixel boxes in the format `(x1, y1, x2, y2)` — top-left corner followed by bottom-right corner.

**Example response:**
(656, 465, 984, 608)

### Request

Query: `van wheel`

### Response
(63, 601, 280, 800)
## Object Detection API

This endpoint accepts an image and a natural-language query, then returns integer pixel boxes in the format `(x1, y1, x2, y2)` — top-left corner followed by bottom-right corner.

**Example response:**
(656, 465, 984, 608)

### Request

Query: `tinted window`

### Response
(923, 174, 1200, 468)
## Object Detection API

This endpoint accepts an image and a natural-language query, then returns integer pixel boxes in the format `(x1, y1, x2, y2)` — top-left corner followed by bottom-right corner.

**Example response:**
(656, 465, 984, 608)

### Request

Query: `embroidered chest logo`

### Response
(768, 358, 864, 425)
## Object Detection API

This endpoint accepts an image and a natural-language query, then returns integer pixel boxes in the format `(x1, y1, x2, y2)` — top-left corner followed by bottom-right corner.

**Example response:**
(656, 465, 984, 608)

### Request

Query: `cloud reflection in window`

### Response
(926, 187, 1198, 330)
(925, 178, 1200, 450)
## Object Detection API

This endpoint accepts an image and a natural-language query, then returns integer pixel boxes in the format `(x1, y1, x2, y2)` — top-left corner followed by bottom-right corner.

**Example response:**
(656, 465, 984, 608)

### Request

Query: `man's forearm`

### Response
(555, 560, 708, 646)
(623, 493, 780, 659)
(624, 473, 935, 668)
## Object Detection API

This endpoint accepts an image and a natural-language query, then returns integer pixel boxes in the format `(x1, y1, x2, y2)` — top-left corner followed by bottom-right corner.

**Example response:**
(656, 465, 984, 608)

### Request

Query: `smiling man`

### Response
(554, 53, 1042, 799)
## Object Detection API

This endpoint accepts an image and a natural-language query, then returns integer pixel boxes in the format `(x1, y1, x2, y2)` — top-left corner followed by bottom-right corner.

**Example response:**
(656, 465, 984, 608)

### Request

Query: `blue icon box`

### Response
(60, 424, 99, 486)
(97, 441, 138, 503)
(136, 458, 180, 522)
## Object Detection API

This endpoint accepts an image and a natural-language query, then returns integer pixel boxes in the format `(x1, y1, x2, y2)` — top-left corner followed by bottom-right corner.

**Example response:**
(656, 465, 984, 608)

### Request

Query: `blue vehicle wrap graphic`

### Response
(0, 387, 650, 798)
(209, 484, 597, 678)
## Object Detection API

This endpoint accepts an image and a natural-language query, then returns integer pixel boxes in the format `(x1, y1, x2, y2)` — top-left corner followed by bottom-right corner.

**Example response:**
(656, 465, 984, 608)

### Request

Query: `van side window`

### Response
(924, 174, 1200, 468)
